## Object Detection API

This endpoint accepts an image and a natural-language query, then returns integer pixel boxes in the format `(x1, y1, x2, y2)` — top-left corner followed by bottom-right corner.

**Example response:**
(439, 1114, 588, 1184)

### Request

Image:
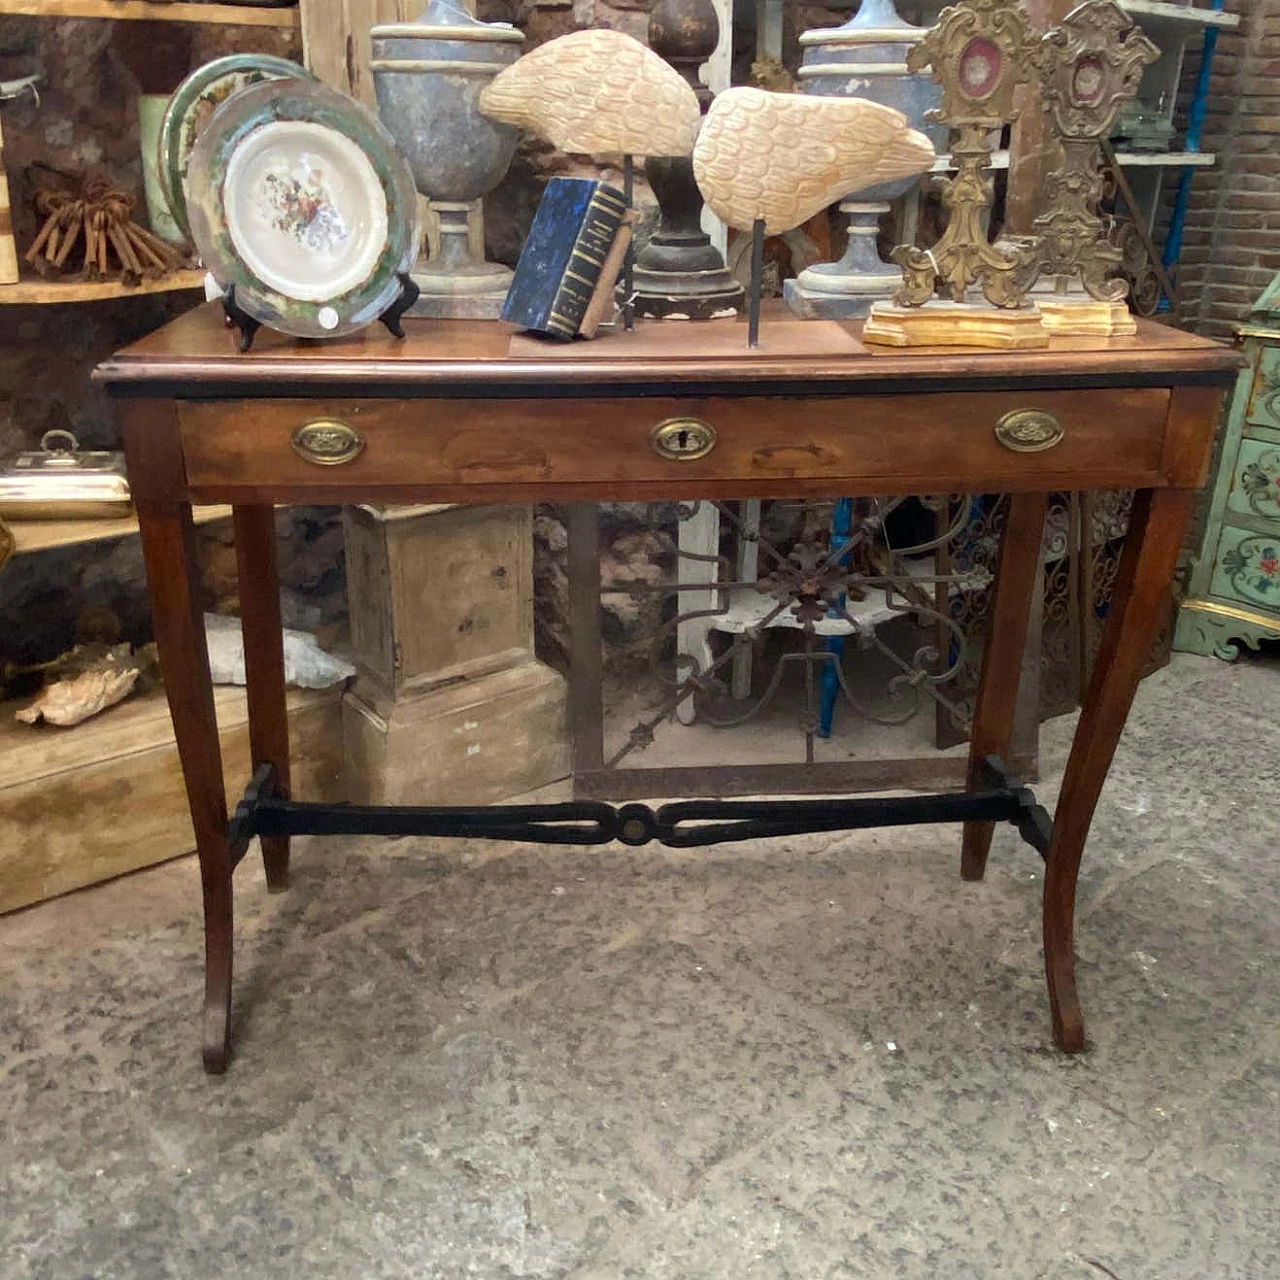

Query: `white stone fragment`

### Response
(203, 612, 355, 689)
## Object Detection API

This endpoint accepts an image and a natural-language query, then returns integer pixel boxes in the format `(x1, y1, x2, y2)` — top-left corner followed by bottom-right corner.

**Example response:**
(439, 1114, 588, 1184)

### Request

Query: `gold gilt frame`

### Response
(893, 0, 1042, 309)
(1030, 0, 1159, 300)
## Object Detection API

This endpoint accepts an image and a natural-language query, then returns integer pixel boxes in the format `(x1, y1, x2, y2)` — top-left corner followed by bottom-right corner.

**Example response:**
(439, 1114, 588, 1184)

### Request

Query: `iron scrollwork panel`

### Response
(934, 487, 1167, 754)
(572, 489, 1168, 781)
(1080, 489, 1172, 680)
(596, 496, 987, 772)
(935, 494, 1008, 750)
(1040, 491, 1082, 721)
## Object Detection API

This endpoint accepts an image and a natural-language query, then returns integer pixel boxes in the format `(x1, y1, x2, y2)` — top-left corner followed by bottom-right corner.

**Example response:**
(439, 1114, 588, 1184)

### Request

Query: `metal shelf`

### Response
(931, 149, 1011, 173)
(929, 150, 1213, 174)
(1113, 150, 1218, 167)
(1118, 1, 1241, 31)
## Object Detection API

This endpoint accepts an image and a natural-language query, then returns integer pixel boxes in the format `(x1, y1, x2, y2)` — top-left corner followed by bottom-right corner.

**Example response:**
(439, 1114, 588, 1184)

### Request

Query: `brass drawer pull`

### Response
(995, 409, 1064, 453)
(291, 420, 365, 466)
(651, 417, 716, 461)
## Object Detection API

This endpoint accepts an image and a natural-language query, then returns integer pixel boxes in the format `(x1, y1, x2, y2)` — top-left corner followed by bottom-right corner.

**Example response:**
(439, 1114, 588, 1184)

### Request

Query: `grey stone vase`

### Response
(371, 0, 524, 319)
(784, 0, 943, 320)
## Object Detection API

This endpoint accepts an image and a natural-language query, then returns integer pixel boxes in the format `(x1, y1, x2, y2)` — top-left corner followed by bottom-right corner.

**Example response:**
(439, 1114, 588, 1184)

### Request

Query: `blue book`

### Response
(501, 177, 629, 339)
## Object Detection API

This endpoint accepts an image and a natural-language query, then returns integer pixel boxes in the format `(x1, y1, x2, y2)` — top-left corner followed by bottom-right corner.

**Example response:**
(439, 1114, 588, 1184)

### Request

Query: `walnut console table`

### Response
(97, 306, 1238, 1074)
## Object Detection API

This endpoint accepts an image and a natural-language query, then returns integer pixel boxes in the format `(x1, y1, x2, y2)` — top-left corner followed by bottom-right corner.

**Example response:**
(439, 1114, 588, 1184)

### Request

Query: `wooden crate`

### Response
(0, 684, 343, 914)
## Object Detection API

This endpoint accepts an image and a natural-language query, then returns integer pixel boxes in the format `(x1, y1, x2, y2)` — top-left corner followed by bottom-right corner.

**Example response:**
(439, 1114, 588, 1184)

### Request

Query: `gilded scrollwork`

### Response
(891, 0, 1043, 310)
(1027, 0, 1159, 301)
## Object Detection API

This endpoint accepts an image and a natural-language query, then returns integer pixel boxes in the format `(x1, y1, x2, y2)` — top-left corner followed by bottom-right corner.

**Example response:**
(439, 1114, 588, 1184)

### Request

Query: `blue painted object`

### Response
(501, 177, 627, 338)
(818, 497, 854, 739)
(1160, 0, 1225, 306)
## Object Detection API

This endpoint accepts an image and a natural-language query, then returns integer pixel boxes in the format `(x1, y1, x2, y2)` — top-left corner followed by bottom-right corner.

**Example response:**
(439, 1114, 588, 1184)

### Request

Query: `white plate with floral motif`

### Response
(186, 79, 419, 339)
(159, 54, 315, 241)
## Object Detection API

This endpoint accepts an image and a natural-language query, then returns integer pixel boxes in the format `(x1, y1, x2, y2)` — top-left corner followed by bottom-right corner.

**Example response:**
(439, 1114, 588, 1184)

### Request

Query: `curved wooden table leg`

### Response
(233, 505, 292, 892)
(961, 491, 1047, 881)
(1044, 487, 1192, 1052)
(137, 501, 234, 1074)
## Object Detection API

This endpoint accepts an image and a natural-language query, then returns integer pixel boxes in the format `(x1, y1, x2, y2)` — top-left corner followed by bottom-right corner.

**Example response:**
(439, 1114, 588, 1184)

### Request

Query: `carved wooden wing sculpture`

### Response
(479, 29, 701, 157)
(691, 87, 935, 235)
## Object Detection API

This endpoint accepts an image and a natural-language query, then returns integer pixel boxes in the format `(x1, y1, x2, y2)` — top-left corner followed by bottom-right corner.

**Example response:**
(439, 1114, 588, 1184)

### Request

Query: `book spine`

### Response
(544, 186, 628, 338)
(578, 210, 639, 339)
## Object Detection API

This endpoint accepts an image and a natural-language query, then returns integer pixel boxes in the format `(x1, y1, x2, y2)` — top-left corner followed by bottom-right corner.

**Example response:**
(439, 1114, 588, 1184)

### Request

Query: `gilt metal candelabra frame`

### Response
(892, 0, 1042, 309)
(1029, 0, 1159, 300)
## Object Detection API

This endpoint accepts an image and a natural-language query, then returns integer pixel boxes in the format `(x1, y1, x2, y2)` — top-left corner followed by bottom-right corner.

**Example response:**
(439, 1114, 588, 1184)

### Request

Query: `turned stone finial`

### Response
(630, 0, 746, 319)
(648, 0, 719, 101)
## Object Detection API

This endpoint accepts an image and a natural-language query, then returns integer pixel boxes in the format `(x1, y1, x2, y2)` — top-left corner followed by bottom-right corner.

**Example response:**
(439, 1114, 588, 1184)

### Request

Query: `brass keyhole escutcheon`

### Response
(994, 409, 1065, 453)
(291, 419, 365, 466)
(651, 417, 717, 461)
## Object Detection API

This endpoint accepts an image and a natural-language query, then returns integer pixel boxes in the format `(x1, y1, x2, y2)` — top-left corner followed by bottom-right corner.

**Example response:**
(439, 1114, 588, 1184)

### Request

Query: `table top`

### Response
(96, 304, 1241, 401)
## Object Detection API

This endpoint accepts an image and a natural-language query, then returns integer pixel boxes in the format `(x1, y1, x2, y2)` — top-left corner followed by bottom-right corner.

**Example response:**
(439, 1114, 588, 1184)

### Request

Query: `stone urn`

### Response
(784, 0, 943, 320)
(371, 0, 523, 319)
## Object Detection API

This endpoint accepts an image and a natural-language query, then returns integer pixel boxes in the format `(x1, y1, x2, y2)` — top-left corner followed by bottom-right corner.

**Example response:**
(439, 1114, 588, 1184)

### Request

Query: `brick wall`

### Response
(1175, 0, 1280, 339)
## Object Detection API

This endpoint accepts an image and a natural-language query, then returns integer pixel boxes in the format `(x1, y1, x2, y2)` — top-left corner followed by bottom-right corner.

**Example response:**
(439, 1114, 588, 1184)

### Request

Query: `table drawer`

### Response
(1209, 522, 1280, 611)
(1245, 347, 1280, 431)
(1225, 436, 1280, 529)
(177, 388, 1172, 501)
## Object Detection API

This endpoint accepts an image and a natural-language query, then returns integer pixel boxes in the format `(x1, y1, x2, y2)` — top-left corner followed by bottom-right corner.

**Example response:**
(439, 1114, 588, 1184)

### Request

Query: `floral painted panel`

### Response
(1246, 347, 1280, 430)
(1210, 527, 1280, 609)
(1227, 438, 1280, 526)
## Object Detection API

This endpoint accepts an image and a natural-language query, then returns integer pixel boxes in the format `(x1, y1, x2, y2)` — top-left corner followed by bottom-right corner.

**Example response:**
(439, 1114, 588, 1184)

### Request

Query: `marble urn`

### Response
(784, 0, 942, 320)
(371, 0, 523, 319)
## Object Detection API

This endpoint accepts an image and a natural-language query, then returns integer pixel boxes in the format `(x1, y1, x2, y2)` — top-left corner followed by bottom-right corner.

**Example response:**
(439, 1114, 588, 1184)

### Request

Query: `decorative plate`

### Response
(159, 54, 314, 240)
(186, 79, 420, 339)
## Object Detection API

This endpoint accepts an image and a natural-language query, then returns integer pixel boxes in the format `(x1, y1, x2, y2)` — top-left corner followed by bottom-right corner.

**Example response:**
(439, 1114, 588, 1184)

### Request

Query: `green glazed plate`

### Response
(158, 54, 314, 240)
(186, 78, 420, 340)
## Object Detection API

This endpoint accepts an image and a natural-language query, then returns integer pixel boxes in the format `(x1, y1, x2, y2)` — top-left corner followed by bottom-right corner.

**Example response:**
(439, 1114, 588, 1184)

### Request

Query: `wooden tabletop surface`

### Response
(96, 303, 1242, 399)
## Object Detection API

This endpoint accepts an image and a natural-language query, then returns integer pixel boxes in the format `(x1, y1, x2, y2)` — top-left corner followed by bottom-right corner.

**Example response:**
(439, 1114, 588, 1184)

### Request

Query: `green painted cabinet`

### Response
(1175, 274, 1280, 659)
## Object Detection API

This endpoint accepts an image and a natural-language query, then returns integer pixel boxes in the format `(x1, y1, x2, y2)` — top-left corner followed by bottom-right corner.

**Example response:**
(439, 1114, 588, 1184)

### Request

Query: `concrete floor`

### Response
(1, 652, 1278, 1279)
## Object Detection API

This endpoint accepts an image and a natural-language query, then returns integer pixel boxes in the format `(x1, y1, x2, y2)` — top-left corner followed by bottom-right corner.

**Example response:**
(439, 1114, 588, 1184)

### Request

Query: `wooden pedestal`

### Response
(1037, 297, 1137, 337)
(863, 300, 1051, 350)
(0, 685, 343, 914)
(341, 503, 570, 804)
(343, 661, 568, 806)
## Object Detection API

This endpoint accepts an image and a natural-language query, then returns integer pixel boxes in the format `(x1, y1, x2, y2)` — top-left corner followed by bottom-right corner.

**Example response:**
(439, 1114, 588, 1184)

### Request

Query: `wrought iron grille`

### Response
(624, 496, 988, 763)
(565, 493, 1170, 800)
(935, 489, 1170, 750)
(566, 498, 990, 799)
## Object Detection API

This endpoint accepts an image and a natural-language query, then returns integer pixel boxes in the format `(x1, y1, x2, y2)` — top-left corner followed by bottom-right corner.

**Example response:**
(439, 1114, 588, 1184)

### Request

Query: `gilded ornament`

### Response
(1028, 0, 1159, 302)
(888, 0, 1043, 310)
(16, 667, 141, 727)
(10, 641, 157, 729)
